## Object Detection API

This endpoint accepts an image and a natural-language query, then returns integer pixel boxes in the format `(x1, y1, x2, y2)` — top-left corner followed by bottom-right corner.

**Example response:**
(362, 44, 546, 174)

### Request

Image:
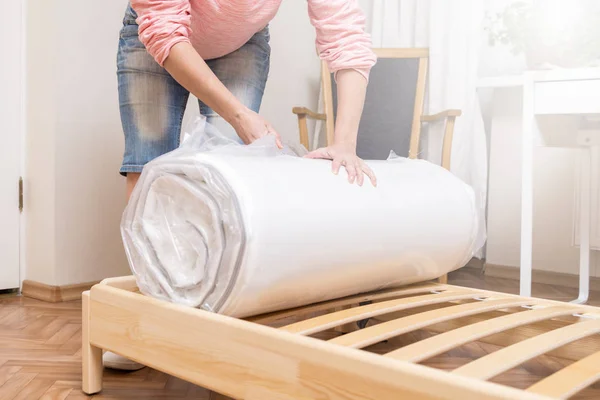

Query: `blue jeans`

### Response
(116, 4, 271, 176)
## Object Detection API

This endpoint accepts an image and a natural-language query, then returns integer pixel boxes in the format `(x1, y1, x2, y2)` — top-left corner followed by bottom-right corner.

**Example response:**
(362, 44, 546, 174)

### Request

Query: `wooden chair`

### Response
(292, 48, 461, 284)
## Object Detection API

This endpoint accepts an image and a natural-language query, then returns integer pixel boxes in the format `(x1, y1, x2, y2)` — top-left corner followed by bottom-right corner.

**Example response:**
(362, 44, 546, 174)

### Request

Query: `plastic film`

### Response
(121, 116, 481, 318)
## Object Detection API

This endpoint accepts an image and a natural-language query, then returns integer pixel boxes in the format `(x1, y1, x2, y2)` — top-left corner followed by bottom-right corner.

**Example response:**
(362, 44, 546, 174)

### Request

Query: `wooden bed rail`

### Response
(89, 276, 600, 398)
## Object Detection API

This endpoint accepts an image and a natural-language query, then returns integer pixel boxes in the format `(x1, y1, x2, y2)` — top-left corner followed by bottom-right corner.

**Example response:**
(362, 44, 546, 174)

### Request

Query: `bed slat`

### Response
(329, 298, 531, 348)
(386, 306, 576, 363)
(248, 283, 446, 324)
(453, 319, 600, 380)
(281, 291, 477, 335)
(526, 350, 600, 399)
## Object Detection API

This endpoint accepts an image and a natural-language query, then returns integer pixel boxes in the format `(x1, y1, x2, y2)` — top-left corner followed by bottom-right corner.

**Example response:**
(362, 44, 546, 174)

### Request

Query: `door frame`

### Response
(0, 0, 26, 289)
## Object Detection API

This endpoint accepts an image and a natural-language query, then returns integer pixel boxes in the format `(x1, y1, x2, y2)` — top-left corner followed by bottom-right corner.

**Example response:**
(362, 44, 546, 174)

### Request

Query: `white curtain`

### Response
(369, 0, 488, 258)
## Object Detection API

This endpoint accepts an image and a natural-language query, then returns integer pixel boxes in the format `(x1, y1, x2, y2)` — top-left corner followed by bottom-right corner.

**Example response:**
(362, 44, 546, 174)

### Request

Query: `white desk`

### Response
(479, 68, 600, 303)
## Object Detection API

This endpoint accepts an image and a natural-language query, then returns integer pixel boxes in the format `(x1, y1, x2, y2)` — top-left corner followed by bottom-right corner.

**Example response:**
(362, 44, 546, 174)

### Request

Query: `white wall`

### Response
(25, 0, 59, 285)
(26, 0, 130, 286)
(54, 1, 131, 285)
(260, 1, 322, 143)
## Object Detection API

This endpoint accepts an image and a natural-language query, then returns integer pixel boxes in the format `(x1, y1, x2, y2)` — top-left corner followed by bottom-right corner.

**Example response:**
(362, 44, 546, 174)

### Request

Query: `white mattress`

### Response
(122, 119, 480, 318)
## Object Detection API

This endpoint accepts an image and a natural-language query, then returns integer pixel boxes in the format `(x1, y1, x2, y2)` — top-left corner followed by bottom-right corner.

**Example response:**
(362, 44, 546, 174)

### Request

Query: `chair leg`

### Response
(82, 291, 103, 395)
(296, 114, 310, 150)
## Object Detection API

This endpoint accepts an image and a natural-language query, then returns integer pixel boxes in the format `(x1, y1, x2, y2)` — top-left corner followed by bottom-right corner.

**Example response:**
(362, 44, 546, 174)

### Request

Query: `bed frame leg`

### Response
(438, 274, 448, 284)
(82, 290, 103, 395)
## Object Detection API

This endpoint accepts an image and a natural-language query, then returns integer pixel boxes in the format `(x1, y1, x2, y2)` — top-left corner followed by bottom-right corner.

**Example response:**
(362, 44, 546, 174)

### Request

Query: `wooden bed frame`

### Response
(83, 275, 600, 399)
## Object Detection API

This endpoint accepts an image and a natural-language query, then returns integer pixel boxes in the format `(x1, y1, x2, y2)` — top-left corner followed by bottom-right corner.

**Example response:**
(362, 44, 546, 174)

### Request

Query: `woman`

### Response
(106, 0, 377, 370)
(118, 0, 377, 195)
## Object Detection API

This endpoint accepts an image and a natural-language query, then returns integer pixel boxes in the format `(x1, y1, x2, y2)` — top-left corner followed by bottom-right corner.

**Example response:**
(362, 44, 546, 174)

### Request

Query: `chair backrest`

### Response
(322, 48, 429, 160)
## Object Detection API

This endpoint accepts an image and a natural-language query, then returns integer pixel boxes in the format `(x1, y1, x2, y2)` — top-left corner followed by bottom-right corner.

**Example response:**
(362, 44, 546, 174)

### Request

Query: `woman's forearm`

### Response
(162, 42, 283, 147)
(163, 42, 246, 125)
(333, 69, 368, 147)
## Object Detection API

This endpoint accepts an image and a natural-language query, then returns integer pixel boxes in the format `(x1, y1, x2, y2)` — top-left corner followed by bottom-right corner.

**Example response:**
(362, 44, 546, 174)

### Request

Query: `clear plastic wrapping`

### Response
(122, 116, 481, 318)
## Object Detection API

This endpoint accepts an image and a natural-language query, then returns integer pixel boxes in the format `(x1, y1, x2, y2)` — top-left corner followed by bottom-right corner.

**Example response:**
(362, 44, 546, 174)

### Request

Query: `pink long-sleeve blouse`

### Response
(130, 0, 377, 80)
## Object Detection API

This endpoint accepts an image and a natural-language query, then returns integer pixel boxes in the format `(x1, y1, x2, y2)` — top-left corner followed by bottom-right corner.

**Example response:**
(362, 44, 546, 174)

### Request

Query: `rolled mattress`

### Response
(122, 120, 480, 318)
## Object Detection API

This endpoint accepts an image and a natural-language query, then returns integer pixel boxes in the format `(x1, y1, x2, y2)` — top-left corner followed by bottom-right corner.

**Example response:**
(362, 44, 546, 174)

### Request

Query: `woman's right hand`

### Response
(162, 43, 283, 149)
(230, 108, 283, 149)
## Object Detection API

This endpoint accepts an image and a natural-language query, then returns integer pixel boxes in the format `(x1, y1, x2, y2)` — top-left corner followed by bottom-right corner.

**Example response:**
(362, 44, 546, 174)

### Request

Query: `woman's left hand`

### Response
(305, 142, 377, 187)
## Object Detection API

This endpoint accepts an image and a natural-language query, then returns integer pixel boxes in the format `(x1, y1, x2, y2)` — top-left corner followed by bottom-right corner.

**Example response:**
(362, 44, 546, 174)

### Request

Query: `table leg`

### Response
(572, 147, 591, 304)
(520, 77, 535, 297)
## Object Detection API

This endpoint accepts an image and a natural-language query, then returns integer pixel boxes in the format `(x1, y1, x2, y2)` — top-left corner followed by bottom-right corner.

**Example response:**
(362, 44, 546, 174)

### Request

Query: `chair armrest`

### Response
(292, 107, 326, 120)
(292, 107, 327, 150)
(421, 109, 462, 122)
(419, 109, 462, 171)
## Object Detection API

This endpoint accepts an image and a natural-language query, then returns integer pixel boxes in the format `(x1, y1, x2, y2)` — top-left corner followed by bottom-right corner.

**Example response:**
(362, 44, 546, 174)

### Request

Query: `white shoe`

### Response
(102, 351, 145, 371)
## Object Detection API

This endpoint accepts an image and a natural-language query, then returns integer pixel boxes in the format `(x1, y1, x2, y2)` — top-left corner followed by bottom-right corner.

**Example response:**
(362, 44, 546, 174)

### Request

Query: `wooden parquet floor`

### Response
(2, 267, 600, 399)
(0, 294, 212, 399)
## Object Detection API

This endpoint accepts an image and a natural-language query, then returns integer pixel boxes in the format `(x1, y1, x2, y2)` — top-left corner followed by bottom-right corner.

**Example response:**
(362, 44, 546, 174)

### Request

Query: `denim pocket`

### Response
(249, 25, 271, 56)
(120, 3, 138, 38)
(120, 23, 139, 38)
(258, 24, 270, 43)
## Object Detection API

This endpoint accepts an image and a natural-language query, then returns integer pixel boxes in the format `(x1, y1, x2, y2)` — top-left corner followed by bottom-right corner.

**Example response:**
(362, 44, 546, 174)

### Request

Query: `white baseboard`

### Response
(484, 263, 600, 292)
